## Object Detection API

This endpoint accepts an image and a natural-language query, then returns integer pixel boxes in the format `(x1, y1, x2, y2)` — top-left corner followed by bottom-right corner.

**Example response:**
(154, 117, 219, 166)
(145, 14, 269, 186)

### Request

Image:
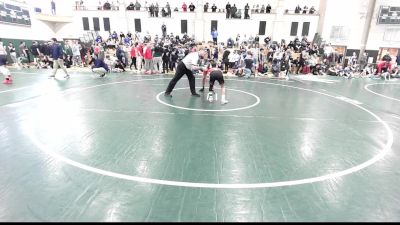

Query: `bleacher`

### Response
(0, 0, 31, 26)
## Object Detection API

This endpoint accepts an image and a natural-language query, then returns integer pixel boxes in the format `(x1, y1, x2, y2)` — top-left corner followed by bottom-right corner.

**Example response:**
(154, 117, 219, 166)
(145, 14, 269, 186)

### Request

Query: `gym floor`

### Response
(0, 69, 399, 222)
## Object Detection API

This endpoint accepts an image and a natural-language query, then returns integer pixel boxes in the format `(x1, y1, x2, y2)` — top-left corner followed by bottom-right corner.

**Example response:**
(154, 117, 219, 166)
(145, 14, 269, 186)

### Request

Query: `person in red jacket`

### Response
(377, 60, 392, 75)
(130, 43, 138, 70)
(136, 43, 144, 71)
(143, 43, 153, 74)
(182, 2, 187, 12)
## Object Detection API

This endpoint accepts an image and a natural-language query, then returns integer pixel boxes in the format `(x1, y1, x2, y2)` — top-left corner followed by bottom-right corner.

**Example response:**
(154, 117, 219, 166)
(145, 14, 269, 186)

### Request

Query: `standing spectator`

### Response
(225, 2, 231, 18)
(189, 3, 195, 12)
(154, 3, 159, 17)
(149, 3, 154, 17)
(244, 3, 250, 19)
(51, 0, 56, 15)
(19, 41, 30, 64)
(161, 23, 167, 38)
(211, 28, 218, 45)
(260, 4, 265, 13)
(30, 41, 41, 65)
(143, 43, 153, 74)
(72, 41, 82, 67)
(211, 3, 217, 12)
(204, 2, 209, 12)
(119, 31, 125, 43)
(7, 43, 18, 68)
(166, 2, 171, 16)
(135, 0, 141, 10)
(162, 46, 170, 73)
(129, 43, 138, 70)
(396, 52, 400, 68)
(182, 2, 187, 12)
(359, 52, 368, 70)
(0, 39, 13, 84)
(295, 5, 301, 13)
(231, 4, 237, 18)
(49, 38, 70, 79)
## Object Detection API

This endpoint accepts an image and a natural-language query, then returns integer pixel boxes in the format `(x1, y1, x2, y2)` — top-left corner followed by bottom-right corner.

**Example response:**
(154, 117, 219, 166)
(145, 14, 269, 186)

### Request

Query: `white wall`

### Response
(0, 0, 55, 41)
(366, 0, 400, 49)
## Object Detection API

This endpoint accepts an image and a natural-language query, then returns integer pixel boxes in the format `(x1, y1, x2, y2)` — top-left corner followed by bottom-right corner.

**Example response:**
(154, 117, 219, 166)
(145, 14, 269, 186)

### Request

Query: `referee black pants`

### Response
(165, 61, 196, 94)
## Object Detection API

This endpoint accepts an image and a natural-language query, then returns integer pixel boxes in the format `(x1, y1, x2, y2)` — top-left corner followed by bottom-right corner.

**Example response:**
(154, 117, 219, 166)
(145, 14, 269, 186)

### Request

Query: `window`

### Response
(302, 22, 310, 36)
(103, 17, 110, 31)
(82, 17, 89, 31)
(93, 17, 100, 31)
(290, 22, 298, 36)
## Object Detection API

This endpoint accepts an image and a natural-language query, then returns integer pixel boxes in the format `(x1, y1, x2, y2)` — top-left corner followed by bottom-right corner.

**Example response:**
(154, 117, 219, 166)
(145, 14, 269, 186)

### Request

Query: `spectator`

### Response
(260, 4, 265, 13)
(244, 3, 250, 19)
(182, 2, 187, 12)
(103, 1, 111, 10)
(127, 2, 135, 10)
(266, 4, 271, 13)
(98, 1, 102, 10)
(211, 3, 217, 12)
(302, 5, 308, 14)
(231, 4, 237, 18)
(295, 5, 301, 13)
(211, 28, 218, 45)
(51, 0, 56, 15)
(189, 2, 195, 12)
(226, 2, 231, 18)
(309, 6, 315, 14)
(135, 0, 141, 10)
(161, 7, 166, 17)
(166, 2, 171, 16)
(204, 2, 208, 12)
(154, 3, 159, 17)
(162, 23, 167, 37)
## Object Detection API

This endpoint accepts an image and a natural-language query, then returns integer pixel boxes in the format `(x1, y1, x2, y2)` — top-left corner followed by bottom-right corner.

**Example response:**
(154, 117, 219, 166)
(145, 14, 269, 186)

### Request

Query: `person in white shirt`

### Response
(164, 49, 206, 97)
(0, 39, 13, 84)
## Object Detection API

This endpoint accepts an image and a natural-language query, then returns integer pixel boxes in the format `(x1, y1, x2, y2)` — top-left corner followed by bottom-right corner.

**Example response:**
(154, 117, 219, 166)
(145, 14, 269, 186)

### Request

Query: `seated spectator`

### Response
(377, 59, 392, 75)
(309, 6, 315, 14)
(266, 4, 271, 13)
(127, 2, 135, 10)
(302, 5, 308, 14)
(103, 1, 111, 10)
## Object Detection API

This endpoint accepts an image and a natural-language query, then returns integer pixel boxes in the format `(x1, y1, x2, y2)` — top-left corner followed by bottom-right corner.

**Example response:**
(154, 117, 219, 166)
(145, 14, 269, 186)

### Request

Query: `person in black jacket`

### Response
(222, 48, 230, 73)
(225, 2, 231, 18)
(162, 47, 171, 73)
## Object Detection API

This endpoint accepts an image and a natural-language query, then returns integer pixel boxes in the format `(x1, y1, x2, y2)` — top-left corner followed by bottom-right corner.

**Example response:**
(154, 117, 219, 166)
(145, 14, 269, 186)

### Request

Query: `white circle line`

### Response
(19, 78, 394, 189)
(364, 83, 400, 102)
(156, 87, 260, 112)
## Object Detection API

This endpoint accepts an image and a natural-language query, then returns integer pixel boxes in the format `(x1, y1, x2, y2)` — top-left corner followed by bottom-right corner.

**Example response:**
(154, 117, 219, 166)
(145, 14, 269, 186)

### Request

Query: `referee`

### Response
(164, 49, 206, 97)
